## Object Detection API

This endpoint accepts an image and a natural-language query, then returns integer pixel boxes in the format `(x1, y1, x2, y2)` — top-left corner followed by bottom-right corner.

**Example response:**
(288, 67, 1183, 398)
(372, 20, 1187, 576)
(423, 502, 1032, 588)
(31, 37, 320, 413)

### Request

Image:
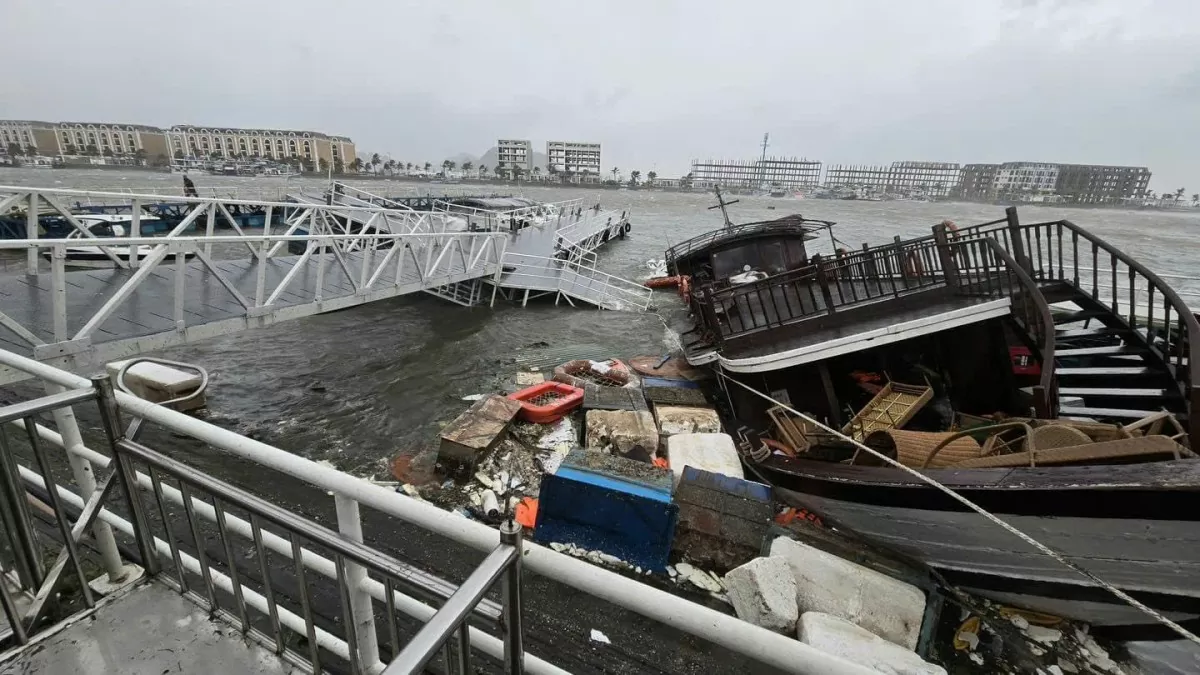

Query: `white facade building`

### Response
(547, 141, 601, 178)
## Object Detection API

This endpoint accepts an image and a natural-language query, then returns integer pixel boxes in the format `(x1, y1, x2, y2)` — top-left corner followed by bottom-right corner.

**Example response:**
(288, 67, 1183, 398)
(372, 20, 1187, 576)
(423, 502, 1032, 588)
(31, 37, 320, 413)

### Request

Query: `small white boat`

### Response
(42, 214, 192, 269)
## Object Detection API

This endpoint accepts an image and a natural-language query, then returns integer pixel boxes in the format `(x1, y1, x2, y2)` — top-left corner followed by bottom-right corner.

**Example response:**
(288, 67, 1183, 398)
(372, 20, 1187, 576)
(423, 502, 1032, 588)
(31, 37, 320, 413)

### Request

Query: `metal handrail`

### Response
(500, 252, 654, 310)
(0, 350, 873, 675)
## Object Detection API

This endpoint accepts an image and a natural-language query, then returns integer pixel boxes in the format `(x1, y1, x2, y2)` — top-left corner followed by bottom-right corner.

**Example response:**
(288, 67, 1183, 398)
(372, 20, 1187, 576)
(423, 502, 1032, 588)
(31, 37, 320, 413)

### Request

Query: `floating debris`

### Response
(590, 629, 610, 645)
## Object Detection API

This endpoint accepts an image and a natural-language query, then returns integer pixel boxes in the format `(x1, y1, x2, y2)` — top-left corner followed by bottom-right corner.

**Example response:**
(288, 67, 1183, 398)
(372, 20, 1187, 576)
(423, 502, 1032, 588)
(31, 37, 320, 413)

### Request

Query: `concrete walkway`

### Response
(0, 582, 298, 675)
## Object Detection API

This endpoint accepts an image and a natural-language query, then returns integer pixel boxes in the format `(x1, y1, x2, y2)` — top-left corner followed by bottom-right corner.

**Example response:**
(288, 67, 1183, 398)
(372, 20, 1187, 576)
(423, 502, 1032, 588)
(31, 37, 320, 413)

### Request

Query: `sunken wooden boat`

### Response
(670, 203, 1200, 639)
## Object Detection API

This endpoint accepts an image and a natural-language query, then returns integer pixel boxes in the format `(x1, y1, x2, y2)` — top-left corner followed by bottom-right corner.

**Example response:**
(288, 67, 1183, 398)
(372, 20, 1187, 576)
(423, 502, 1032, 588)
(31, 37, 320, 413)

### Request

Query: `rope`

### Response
(716, 369, 1200, 646)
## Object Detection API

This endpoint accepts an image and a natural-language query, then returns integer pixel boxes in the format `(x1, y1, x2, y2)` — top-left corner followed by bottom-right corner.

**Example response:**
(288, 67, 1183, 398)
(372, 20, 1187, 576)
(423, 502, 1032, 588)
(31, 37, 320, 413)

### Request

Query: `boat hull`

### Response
(759, 457, 1200, 639)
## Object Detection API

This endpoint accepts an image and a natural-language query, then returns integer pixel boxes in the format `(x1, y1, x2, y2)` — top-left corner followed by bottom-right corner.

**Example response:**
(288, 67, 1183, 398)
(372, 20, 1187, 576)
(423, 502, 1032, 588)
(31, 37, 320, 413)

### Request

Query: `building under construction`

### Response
(690, 157, 822, 189)
(823, 161, 961, 197)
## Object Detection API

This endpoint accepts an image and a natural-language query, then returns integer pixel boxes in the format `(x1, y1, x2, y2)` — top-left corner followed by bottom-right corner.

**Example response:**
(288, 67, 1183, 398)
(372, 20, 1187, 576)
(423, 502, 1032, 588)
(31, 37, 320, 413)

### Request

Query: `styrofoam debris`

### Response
(1009, 614, 1030, 630)
(1022, 624, 1060, 643)
(480, 489, 500, 517)
(676, 562, 723, 593)
(474, 472, 494, 489)
(666, 566, 677, 578)
(634, 567, 642, 574)
(549, 542, 567, 553)
(969, 652, 984, 666)
(1046, 664, 1063, 674)
(590, 629, 610, 644)
(461, 394, 485, 401)
(724, 557, 799, 633)
(400, 484, 423, 499)
(536, 417, 578, 450)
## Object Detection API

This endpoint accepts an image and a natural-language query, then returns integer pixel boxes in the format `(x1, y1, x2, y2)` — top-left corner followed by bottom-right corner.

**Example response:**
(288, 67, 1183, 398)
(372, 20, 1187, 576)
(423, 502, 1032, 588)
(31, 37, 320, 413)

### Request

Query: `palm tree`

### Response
(682, 171, 694, 189)
(1175, 188, 1186, 203)
(462, 161, 473, 177)
(384, 159, 395, 175)
(370, 153, 382, 175)
(630, 170, 641, 186)
(351, 157, 364, 173)
(1192, 193, 1199, 207)
(533, 166, 542, 181)
(5, 143, 22, 157)
(423, 161, 432, 172)
(611, 167, 620, 182)
(405, 162, 413, 172)
(479, 164, 489, 177)
(512, 165, 523, 182)
(647, 171, 657, 186)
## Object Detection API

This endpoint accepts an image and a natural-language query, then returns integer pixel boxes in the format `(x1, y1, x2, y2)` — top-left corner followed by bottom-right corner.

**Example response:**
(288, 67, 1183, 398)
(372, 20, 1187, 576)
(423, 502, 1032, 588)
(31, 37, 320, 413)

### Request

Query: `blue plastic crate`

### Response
(534, 450, 677, 571)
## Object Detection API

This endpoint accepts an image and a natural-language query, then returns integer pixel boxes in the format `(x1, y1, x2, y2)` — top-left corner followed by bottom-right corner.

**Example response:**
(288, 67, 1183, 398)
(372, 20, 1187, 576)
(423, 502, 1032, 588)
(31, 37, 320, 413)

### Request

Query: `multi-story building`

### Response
(0, 120, 57, 155)
(993, 162, 1060, 196)
(956, 164, 1001, 200)
(1054, 164, 1151, 204)
(824, 161, 960, 197)
(690, 157, 822, 189)
(497, 139, 532, 174)
(0, 119, 356, 167)
(953, 162, 1150, 204)
(546, 141, 601, 178)
(167, 126, 355, 168)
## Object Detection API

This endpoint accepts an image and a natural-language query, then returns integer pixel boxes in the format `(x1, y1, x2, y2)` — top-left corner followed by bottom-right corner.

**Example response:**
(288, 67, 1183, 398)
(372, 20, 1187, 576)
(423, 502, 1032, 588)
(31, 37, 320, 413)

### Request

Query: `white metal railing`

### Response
(553, 209, 629, 265)
(500, 252, 653, 312)
(0, 350, 870, 675)
(431, 198, 583, 233)
(0, 186, 507, 370)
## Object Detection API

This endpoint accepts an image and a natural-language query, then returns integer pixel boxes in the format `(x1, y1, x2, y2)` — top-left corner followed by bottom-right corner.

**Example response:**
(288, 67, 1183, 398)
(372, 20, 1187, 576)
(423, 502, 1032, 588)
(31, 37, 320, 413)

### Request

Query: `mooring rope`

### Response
(714, 369, 1200, 646)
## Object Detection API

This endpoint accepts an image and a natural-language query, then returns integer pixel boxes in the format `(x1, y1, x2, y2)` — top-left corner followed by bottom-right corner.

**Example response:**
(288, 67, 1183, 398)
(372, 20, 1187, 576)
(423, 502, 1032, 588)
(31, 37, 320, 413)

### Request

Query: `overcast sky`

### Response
(4, 0, 1199, 190)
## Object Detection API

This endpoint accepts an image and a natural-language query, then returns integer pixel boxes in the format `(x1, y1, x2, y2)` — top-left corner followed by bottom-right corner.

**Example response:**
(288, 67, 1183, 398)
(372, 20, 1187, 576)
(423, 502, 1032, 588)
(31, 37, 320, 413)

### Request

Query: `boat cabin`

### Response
(665, 214, 834, 288)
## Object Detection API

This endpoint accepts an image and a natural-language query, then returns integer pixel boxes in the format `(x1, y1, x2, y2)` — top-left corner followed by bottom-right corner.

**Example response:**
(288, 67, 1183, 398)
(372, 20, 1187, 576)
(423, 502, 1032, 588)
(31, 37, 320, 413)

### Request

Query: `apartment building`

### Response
(1055, 164, 1151, 204)
(824, 161, 960, 197)
(497, 139, 533, 174)
(546, 141, 601, 177)
(168, 126, 356, 167)
(953, 162, 1151, 204)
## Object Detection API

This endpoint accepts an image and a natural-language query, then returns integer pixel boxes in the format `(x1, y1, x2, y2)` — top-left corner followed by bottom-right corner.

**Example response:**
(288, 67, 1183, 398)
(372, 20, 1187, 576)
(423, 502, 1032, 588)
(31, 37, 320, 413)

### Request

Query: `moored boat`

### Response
(667, 195, 1200, 638)
(40, 214, 194, 268)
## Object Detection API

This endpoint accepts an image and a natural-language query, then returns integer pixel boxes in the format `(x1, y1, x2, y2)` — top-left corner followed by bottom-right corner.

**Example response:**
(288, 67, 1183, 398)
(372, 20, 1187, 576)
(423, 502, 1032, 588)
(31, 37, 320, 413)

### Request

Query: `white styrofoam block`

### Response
(770, 537, 925, 649)
(665, 433, 742, 485)
(797, 612, 946, 675)
(723, 556, 798, 634)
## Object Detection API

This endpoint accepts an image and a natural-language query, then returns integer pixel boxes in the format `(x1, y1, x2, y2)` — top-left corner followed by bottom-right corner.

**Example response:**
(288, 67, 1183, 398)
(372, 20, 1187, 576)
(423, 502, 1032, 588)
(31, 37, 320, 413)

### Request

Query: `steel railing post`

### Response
(129, 199, 141, 269)
(91, 374, 159, 576)
(334, 494, 382, 669)
(0, 427, 43, 589)
(26, 192, 38, 276)
(499, 519, 525, 675)
(47, 380, 127, 581)
(1005, 206, 1032, 275)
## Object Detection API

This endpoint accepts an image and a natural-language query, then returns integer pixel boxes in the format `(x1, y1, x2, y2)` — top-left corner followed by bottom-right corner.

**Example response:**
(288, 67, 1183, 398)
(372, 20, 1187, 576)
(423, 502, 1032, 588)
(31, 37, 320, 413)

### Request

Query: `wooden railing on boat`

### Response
(688, 207, 1198, 445)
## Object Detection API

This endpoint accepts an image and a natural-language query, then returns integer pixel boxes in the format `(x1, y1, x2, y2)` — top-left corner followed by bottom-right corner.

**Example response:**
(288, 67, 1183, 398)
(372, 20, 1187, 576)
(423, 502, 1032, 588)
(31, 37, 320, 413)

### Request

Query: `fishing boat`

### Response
(41, 214, 193, 268)
(667, 196, 1200, 639)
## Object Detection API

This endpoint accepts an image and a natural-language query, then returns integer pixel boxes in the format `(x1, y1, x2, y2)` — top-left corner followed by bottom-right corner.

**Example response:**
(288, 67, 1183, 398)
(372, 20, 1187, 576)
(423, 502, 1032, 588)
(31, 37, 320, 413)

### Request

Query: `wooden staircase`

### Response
(1045, 284, 1187, 422)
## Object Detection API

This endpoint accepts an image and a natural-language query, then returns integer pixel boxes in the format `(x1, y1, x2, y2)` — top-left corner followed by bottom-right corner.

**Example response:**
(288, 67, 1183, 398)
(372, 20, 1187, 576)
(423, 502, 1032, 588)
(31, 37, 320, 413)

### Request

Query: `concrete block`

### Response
(107, 360, 206, 411)
(770, 537, 925, 650)
(655, 405, 721, 436)
(723, 557, 798, 634)
(797, 612, 946, 675)
(585, 410, 658, 454)
(666, 433, 742, 486)
(439, 395, 522, 479)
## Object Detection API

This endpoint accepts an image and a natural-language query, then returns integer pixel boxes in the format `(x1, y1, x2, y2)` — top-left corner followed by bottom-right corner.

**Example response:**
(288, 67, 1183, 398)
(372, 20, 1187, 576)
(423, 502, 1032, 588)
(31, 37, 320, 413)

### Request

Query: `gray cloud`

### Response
(2, 0, 1198, 189)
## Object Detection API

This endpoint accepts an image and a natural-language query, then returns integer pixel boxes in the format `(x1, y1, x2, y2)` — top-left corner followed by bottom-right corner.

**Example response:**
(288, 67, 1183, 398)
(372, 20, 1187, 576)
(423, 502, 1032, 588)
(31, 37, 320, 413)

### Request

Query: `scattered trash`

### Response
(1025, 625, 1062, 646)
(480, 489, 500, 517)
(515, 497, 538, 528)
(461, 393, 486, 402)
(589, 629, 610, 645)
(969, 652, 984, 666)
(1009, 614, 1031, 630)
(954, 616, 980, 651)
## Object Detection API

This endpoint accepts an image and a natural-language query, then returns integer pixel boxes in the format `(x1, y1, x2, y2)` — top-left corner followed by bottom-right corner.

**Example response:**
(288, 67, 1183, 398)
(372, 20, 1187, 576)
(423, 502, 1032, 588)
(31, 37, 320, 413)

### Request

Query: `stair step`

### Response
(1055, 327, 1124, 339)
(1052, 310, 1105, 325)
(1055, 345, 1141, 357)
(1057, 387, 1171, 397)
(1058, 405, 1162, 420)
(1057, 367, 1156, 376)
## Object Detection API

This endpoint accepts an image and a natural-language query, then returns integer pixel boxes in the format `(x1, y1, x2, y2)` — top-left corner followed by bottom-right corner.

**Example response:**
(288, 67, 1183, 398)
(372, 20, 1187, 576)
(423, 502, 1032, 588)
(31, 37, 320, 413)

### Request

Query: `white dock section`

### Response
(0, 186, 506, 381)
(332, 185, 653, 311)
